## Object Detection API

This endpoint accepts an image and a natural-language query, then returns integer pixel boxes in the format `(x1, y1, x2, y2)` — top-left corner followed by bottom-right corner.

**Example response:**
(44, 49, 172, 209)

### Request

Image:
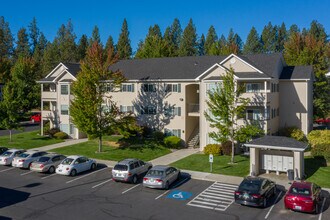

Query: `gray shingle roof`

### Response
(280, 66, 313, 80)
(244, 136, 307, 151)
(63, 63, 81, 76)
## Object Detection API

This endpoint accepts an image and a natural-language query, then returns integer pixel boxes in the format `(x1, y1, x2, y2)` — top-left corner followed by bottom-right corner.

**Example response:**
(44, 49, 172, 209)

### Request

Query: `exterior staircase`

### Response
(188, 127, 200, 148)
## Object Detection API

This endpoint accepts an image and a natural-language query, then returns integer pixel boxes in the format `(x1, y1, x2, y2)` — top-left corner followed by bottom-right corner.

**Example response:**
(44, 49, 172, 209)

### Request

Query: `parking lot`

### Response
(0, 164, 329, 220)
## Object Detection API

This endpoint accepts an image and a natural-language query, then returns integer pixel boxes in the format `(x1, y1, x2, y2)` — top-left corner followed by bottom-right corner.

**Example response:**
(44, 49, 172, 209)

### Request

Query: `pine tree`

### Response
(275, 22, 287, 52)
(117, 19, 132, 59)
(104, 35, 116, 60)
(198, 34, 205, 56)
(15, 28, 31, 58)
(205, 25, 218, 55)
(90, 25, 102, 47)
(33, 32, 48, 77)
(77, 34, 89, 61)
(0, 16, 14, 59)
(28, 17, 40, 54)
(224, 29, 241, 54)
(243, 26, 262, 54)
(309, 20, 327, 41)
(55, 20, 77, 62)
(218, 35, 227, 55)
(261, 22, 277, 53)
(135, 25, 164, 58)
(70, 42, 126, 152)
(178, 18, 198, 56)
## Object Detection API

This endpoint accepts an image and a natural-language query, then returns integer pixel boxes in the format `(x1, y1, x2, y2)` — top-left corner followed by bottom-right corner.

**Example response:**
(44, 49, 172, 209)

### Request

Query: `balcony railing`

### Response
(42, 91, 57, 99)
(188, 103, 200, 116)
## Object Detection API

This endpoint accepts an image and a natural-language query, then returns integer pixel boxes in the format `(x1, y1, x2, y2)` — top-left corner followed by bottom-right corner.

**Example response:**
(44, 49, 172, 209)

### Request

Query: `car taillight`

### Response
(155, 179, 162, 183)
(128, 173, 132, 176)
(19, 159, 25, 162)
(304, 199, 313, 204)
(234, 191, 241, 195)
(143, 178, 148, 181)
(40, 164, 44, 168)
(4, 158, 7, 162)
(252, 194, 262, 199)
(66, 167, 70, 170)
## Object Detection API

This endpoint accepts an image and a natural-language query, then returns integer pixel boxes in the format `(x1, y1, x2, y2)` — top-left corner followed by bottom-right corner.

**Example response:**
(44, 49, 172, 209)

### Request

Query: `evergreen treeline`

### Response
(0, 16, 329, 117)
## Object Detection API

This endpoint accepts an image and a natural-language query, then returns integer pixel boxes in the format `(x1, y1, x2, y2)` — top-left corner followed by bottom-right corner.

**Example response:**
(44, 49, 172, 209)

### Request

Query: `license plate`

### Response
(58, 170, 62, 172)
(294, 205, 302, 210)
(150, 178, 154, 183)
(116, 173, 123, 177)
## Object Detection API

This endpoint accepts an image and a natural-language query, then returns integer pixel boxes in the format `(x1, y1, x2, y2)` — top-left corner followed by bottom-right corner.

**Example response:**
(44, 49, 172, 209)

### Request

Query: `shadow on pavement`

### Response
(0, 187, 30, 209)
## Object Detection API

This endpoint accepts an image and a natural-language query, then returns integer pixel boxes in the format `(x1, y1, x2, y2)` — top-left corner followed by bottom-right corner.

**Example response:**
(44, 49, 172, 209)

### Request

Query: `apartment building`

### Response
(38, 53, 313, 151)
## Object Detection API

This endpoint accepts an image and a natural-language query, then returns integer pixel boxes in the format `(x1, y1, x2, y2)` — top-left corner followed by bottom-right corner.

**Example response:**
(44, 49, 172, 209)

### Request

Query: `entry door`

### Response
(282, 156, 294, 171)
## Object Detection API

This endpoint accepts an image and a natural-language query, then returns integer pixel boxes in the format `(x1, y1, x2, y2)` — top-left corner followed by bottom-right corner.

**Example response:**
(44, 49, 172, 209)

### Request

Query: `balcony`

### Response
(42, 91, 57, 99)
(188, 104, 200, 117)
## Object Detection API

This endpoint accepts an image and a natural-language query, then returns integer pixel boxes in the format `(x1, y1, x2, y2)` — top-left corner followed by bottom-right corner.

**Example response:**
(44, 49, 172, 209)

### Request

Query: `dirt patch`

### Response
(103, 141, 120, 148)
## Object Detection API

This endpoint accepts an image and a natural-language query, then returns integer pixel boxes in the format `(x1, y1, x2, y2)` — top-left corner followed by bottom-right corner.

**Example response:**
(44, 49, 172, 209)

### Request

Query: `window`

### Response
(61, 105, 69, 115)
(141, 106, 156, 115)
(206, 82, 220, 95)
(102, 83, 113, 92)
(246, 83, 261, 93)
(142, 84, 156, 92)
(61, 85, 68, 95)
(164, 107, 181, 116)
(120, 105, 134, 113)
(165, 84, 181, 93)
(247, 109, 261, 120)
(265, 107, 270, 120)
(165, 129, 181, 138)
(121, 84, 134, 92)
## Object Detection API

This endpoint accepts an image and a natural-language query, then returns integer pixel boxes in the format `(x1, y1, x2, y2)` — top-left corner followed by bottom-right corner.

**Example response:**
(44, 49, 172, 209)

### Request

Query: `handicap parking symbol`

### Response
(166, 190, 192, 200)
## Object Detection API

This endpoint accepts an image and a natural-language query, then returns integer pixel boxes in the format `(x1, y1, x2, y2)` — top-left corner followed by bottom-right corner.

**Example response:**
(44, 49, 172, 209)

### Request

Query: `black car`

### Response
(234, 176, 276, 207)
(0, 147, 8, 155)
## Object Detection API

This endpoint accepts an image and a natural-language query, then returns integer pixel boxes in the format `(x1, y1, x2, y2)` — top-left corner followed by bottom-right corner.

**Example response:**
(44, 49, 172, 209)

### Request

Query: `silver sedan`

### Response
(30, 154, 66, 173)
(143, 165, 181, 190)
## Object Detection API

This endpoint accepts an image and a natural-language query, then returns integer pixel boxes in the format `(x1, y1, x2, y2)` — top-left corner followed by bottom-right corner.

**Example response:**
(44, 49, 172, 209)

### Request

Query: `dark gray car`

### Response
(143, 165, 180, 190)
(112, 158, 152, 184)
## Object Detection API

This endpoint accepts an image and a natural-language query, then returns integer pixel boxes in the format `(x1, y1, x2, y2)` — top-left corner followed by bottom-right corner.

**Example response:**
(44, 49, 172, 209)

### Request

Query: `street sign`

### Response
(166, 190, 193, 200)
(209, 154, 214, 163)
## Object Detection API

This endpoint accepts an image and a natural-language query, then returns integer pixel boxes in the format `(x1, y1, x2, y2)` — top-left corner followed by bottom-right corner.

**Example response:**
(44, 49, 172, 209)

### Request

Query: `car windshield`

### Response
(61, 158, 74, 165)
(19, 153, 30, 158)
(239, 180, 262, 193)
(2, 151, 13, 156)
(37, 157, 50, 162)
(114, 164, 128, 171)
(147, 170, 164, 176)
(289, 187, 311, 196)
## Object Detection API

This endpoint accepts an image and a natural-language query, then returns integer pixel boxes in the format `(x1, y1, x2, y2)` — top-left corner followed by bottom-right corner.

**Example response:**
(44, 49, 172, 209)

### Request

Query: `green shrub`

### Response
(279, 126, 306, 141)
(221, 141, 232, 156)
(203, 144, 222, 155)
(152, 131, 164, 143)
(311, 143, 330, 162)
(53, 132, 68, 139)
(308, 130, 330, 146)
(164, 136, 182, 149)
(46, 127, 61, 137)
(43, 121, 50, 135)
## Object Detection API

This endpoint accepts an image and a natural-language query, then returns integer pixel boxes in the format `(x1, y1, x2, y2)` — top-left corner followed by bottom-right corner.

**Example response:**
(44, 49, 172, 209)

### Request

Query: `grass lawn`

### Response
(52, 136, 171, 162)
(0, 131, 64, 149)
(171, 153, 250, 177)
(305, 156, 330, 188)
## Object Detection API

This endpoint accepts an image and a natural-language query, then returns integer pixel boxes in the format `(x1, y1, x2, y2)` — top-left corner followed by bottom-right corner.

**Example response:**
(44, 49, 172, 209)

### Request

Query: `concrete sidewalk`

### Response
(32, 138, 88, 152)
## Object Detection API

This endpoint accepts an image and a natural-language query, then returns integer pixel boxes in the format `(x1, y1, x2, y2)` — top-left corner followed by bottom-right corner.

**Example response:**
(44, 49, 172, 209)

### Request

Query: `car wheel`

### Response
(70, 169, 77, 177)
(132, 175, 138, 184)
(28, 162, 32, 170)
(91, 163, 96, 170)
(314, 203, 319, 214)
(48, 166, 55, 174)
(177, 171, 181, 179)
(263, 198, 267, 208)
(273, 186, 277, 197)
(165, 181, 169, 190)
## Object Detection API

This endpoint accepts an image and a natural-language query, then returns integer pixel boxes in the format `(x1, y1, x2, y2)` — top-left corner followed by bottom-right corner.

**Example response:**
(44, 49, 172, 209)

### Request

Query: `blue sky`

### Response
(1, 0, 329, 52)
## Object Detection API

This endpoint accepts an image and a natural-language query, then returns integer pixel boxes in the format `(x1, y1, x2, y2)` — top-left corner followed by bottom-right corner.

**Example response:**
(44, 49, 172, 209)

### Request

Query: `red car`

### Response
(30, 113, 41, 123)
(315, 118, 330, 124)
(284, 181, 322, 214)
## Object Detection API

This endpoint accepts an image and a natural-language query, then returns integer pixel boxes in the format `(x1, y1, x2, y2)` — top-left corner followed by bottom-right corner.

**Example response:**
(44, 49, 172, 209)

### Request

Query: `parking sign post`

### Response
(209, 154, 213, 173)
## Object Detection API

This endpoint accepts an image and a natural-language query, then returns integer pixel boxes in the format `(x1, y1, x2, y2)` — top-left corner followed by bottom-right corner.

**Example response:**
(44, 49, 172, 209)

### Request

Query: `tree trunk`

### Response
(231, 138, 235, 164)
(9, 130, 12, 142)
(98, 135, 102, 152)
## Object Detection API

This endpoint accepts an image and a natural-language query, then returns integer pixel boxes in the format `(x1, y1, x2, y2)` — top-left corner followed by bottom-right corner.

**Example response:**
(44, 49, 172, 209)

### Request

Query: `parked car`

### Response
(30, 154, 66, 173)
(112, 158, 152, 184)
(234, 176, 276, 207)
(30, 113, 41, 123)
(284, 181, 322, 214)
(0, 149, 25, 166)
(0, 147, 8, 155)
(11, 150, 47, 169)
(143, 165, 181, 190)
(56, 155, 97, 176)
(315, 118, 330, 124)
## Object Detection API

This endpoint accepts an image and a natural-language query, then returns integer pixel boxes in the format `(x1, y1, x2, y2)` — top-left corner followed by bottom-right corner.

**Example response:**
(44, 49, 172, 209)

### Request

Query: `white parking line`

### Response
(66, 167, 108, 184)
(122, 184, 140, 194)
(0, 167, 15, 172)
(20, 170, 34, 176)
(41, 173, 57, 179)
(92, 179, 113, 189)
(264, 191, 283, 219)
(318, 198, 326, 220)
(155, 190, 170, 200)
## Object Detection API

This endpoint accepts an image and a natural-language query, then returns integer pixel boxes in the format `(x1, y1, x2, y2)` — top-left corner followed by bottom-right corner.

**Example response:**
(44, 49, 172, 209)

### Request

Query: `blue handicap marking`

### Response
(166, 190, 193, 200)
